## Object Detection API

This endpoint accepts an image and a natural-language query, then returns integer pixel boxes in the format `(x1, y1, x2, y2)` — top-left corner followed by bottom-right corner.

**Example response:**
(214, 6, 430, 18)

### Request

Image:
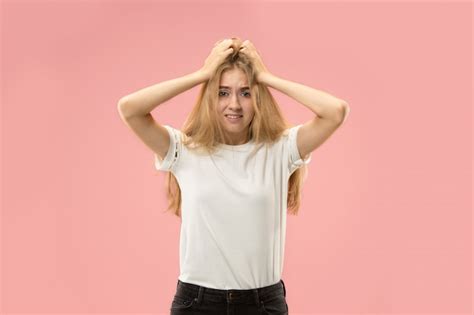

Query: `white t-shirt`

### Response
(154, 124, 312, 289)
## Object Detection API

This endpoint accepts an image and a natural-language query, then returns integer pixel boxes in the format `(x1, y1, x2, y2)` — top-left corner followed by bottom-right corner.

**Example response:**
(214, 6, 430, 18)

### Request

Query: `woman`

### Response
(117, 37, 349, 315)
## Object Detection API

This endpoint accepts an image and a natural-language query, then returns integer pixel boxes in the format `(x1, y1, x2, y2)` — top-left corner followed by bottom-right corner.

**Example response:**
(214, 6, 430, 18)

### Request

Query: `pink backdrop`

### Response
(1, 1, 471, 314)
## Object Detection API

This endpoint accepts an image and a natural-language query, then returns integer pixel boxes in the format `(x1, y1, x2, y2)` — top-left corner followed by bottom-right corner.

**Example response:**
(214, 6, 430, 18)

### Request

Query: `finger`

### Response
(214, 38, 228, 46)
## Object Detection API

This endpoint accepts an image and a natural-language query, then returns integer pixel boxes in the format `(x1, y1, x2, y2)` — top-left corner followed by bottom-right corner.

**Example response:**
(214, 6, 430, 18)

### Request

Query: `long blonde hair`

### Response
(163, 42, 310, 217)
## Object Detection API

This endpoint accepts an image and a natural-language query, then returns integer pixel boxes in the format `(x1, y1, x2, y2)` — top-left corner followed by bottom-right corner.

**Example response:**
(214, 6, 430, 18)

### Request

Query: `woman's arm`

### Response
(259, 72, 348, 120)
(117, 70, 208, 119)
(259, 72, 350, 160)
(238, 39, 349, 160)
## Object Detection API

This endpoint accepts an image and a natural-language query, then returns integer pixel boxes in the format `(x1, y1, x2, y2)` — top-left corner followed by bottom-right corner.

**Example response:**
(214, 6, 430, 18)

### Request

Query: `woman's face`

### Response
(217, 67, 255, 144)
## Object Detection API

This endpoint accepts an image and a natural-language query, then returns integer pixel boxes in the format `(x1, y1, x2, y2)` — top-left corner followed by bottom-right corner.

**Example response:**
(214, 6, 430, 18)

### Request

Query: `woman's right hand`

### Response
(199, 38, 235, 81)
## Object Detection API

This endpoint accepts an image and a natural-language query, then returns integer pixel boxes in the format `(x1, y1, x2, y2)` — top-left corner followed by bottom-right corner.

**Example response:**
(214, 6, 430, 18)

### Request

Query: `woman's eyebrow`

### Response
(219, 86, 250, 90)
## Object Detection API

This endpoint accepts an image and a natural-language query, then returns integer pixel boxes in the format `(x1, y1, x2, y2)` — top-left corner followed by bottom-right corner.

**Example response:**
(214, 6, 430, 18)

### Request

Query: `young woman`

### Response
(117, 37, 349, 315)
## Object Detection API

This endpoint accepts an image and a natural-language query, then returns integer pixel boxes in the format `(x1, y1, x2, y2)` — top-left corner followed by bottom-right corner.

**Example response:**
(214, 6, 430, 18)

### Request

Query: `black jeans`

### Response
(170, 278, 288, 315)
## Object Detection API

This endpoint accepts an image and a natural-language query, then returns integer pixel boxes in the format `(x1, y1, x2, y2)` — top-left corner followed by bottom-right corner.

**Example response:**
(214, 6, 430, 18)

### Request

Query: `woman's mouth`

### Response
(225, 114, 243, 123)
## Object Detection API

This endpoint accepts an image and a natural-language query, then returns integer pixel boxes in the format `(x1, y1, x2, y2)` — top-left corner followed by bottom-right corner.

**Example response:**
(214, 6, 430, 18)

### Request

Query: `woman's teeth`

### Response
(225, 114, 243, 122)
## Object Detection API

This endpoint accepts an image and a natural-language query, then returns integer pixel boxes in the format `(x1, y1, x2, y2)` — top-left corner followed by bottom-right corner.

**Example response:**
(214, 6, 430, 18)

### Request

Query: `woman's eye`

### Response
(218, 91, 251, 97)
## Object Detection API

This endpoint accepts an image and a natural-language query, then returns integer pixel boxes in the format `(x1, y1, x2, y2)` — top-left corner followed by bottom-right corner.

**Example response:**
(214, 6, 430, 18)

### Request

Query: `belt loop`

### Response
(252, 288, 260, 307)
(195, 286, 204, 305)
(280, 279, 286, 297)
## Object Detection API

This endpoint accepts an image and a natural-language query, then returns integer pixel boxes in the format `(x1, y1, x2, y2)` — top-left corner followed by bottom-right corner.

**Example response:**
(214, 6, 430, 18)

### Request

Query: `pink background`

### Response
(1, 1, 471, 314)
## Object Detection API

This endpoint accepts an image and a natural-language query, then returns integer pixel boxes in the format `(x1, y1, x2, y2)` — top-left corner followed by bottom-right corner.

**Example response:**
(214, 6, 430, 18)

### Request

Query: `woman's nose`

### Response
(229, 95, 242, 108)
(228, 102, 242, 110)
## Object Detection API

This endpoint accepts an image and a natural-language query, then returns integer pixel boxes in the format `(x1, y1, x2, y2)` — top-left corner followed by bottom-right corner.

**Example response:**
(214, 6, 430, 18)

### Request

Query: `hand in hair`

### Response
(199, 39, 235, 81)
(238, 40, 270, 83)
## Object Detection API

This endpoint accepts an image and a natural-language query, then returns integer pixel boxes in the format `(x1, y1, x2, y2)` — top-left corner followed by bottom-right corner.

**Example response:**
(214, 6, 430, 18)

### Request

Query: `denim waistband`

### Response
(175, 278, 287, 305)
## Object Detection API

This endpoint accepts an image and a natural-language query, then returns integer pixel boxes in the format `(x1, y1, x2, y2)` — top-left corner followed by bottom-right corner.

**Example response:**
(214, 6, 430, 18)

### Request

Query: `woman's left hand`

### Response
(239, 40, 270, 83)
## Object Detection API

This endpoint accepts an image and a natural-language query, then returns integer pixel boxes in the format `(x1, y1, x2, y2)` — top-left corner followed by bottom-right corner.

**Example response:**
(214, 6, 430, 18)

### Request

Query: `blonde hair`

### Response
(163, 39, 310, 217)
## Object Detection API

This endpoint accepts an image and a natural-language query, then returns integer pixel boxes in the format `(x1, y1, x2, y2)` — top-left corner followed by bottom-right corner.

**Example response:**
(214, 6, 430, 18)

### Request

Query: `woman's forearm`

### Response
(117, 70, 208, 118)
(259, 72, 348, 120)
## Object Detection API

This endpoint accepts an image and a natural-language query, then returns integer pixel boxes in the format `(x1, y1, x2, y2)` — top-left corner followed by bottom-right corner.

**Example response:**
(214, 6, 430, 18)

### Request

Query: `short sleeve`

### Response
(154, 125, 183, 172)
(287, 124, 312, 175)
